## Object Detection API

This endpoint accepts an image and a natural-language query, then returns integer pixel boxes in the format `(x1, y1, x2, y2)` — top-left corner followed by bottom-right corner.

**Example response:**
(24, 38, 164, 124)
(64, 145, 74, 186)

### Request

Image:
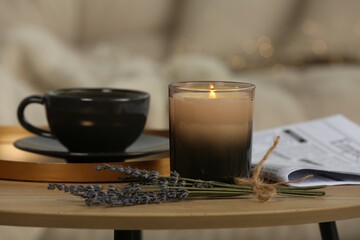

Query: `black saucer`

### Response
(14, 134, 169, 163)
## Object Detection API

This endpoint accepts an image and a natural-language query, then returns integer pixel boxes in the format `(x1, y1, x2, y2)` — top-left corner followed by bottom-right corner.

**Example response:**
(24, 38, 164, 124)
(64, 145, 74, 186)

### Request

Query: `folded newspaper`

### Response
(252, 114, 360, 187)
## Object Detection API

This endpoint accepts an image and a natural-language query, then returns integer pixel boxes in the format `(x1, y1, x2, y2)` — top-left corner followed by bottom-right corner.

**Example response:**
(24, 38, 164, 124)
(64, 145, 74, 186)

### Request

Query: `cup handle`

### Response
(17, 95, 54, 138)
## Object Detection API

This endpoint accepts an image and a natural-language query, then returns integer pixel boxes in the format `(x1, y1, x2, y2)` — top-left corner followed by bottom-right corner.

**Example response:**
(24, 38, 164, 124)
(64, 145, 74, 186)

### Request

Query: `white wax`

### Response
(170, 91, 253, 144)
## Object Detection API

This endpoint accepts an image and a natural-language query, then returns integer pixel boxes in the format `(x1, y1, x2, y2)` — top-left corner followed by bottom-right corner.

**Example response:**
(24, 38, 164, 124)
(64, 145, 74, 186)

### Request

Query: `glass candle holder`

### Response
(169, 81, 255, 182)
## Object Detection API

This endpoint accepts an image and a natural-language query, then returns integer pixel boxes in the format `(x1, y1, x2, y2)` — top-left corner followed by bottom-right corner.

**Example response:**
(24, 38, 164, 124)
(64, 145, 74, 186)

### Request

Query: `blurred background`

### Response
(0, 0, 359, 239)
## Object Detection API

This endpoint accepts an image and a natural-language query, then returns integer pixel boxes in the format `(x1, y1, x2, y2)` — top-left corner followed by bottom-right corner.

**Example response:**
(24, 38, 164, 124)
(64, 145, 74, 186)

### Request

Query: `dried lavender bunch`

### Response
(48, 164, 325, 207)
(47, 164, 191, 207)
(48, 182, 188, 207)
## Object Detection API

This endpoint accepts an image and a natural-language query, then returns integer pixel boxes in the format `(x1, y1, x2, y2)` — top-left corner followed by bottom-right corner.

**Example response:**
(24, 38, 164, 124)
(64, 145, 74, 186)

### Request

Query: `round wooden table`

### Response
(0, 178, 359, 240)
(0, 127, 359, 240)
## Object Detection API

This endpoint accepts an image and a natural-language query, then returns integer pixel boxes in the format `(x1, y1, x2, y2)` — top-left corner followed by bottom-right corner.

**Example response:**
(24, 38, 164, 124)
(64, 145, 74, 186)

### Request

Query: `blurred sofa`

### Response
(0, 0, 360, 239)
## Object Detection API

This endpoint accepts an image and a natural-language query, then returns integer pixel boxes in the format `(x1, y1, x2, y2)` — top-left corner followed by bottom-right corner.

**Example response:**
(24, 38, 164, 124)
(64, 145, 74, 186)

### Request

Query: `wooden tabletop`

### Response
(0, 127, 359, 230)
(0, 180, 359, 230)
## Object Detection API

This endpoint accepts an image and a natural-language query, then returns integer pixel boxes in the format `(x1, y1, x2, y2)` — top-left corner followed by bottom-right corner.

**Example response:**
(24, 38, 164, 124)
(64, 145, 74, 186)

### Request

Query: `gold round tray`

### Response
(0, 127, 170, 182)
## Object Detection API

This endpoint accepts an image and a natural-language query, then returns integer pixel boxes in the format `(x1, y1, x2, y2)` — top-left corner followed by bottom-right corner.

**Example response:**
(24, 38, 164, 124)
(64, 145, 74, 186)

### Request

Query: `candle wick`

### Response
(209, 84, 216, 99)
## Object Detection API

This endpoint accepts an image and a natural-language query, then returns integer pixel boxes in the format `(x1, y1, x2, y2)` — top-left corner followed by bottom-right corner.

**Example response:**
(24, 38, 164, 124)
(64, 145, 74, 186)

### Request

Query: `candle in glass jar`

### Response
(169, 81, 255, 182)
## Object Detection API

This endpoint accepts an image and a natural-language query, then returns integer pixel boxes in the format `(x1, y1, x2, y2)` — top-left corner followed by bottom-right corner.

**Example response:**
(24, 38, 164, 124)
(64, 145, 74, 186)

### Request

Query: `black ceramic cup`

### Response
(17, 88, 150, 152)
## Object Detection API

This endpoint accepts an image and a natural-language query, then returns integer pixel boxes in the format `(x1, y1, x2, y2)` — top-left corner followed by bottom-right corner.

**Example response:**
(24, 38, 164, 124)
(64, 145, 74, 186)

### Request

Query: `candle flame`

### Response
(209, 84, 216, 98)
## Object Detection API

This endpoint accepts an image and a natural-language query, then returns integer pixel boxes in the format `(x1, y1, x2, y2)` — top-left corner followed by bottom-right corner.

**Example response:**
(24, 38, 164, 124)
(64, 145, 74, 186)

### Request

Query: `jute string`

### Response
(234, 136, 313, 202)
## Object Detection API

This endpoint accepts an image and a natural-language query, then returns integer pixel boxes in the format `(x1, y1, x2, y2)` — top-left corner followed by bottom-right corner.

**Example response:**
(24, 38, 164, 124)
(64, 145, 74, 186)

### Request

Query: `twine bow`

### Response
(234, 136, 313, 202)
